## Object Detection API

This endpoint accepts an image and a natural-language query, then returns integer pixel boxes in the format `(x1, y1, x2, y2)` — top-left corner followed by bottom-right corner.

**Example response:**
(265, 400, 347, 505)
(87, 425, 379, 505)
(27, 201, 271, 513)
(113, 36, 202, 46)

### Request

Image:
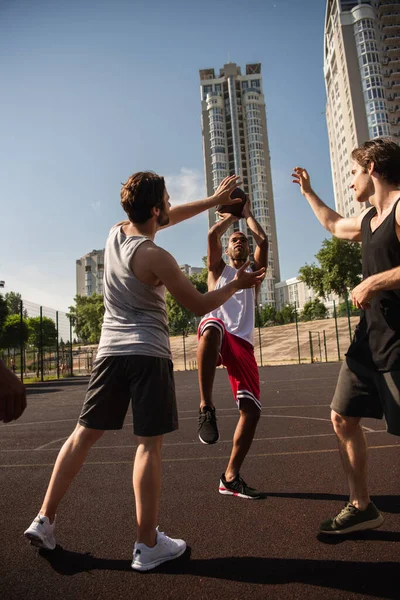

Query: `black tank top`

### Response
(346, 198, 400, 371)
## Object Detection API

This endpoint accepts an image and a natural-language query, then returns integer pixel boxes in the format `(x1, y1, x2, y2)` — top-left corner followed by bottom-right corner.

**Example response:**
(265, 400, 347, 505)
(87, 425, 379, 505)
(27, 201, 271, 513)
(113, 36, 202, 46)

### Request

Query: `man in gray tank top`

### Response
(293, 138, 400, 536)
(24, 171, 265, 571)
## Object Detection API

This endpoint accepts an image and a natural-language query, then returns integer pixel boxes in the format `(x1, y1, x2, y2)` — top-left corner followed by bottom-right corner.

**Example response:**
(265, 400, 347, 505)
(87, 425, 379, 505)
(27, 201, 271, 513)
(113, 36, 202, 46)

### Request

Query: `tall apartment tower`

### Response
(324, 0, 400, 218)
(199, 62, 280, 306)
(76, 249, 105, 297)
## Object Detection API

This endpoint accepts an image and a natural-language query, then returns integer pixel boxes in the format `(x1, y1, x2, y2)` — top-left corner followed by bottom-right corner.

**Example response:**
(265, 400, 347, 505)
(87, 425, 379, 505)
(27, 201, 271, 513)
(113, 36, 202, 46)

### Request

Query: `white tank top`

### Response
(205, 264, 255, 346)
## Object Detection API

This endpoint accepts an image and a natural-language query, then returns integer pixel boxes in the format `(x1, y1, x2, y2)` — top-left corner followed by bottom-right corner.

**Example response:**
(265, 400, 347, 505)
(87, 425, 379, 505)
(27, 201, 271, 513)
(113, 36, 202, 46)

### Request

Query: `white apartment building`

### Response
(76, 249, 105, 297)
(199, 62, 280, 306)
(275, 277, 340, 316)
(179, 264, 203, 276)
(324, 0, 400, 217)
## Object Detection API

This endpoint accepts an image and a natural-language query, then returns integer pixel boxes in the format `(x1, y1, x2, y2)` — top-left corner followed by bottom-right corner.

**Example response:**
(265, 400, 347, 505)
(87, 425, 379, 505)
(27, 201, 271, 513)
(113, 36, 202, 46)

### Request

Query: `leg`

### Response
(197, 326, 221, 410)
(225, 397, 260, 481)
(40, 423, 104, 521)
(319, 410, 383, 534)
(331, 411, 370, 509)
(133, 434, 163, 547)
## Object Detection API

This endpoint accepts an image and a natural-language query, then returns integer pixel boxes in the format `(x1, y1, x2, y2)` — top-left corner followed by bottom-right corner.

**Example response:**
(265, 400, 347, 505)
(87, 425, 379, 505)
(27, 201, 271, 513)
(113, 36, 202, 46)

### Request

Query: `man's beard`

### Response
(157, 209, 169, 227)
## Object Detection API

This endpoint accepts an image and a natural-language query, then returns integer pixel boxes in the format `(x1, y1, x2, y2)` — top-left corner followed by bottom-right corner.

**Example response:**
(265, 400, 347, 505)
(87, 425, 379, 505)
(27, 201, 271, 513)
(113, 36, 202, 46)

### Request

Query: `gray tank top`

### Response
(96, 225, 171, 359)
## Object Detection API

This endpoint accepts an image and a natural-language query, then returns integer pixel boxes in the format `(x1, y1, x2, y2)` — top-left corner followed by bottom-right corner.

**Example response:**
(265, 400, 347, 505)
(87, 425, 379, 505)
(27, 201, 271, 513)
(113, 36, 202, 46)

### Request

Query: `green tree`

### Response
(262, 304, 277, 326)
(28, 316, 58, 347)
(276, 304, 297, 325)
(0, 314, 30, 348)
(0, 294, 8, 333)
(337, 301, 361, 317)
(166, 265, 208, 336)
(5, 291, 22, 315)
(299, 237, 362, 299)
(67, 294, 105, 344)
(300, 299, 328, 322)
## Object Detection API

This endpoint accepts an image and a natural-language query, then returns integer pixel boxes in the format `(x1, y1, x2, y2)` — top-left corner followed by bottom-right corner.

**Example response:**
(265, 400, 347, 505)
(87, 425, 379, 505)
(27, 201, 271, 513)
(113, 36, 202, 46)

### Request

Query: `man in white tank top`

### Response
(24, 172, 265, 570)
(197, 197, 268, 499)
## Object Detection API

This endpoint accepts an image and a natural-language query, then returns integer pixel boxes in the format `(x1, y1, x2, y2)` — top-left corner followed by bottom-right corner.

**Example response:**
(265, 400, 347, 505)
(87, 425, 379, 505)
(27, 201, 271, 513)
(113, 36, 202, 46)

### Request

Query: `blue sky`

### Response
(0, 0, 335, 311)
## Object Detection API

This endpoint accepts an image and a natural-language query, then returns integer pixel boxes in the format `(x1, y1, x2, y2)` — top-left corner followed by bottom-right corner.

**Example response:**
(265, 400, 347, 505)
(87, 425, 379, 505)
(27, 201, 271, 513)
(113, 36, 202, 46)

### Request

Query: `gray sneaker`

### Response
(320, 502, 384, 535)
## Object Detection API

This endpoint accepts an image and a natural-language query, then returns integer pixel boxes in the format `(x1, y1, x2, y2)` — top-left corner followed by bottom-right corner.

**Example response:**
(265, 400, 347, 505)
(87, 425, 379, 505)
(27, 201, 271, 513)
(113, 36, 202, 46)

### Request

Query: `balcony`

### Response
(387, 46, 400, 57)
(383, 23, 400, 34)
(385, 34, 400, 45)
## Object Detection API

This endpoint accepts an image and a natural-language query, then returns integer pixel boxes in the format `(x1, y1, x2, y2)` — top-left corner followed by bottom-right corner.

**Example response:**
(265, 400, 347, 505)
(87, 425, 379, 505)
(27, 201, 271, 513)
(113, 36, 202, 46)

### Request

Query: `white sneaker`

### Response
(24, 514, 56, 550)
(131, 527, 186, 571)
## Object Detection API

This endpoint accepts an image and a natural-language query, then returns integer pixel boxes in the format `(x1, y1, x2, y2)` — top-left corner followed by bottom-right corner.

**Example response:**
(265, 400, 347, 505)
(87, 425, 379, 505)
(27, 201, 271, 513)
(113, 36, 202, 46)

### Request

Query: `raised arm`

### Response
(292, 167, 366, 242)
(161, 175, 242, 229)
(241, 198, 268, 270)
(143, 245, 265, 316)
(207, 213, 238, 271)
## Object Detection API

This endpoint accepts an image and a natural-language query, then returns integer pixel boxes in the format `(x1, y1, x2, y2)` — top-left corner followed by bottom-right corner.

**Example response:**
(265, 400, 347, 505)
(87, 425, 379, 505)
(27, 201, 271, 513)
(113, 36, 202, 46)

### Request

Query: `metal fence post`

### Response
(323, 330, 328, 362)
(20, 300, 24, 383)
(317, 331, 322, 362)
(56, 311, 60, 379)
(294, 303, 301, 364)
(333, 300, 341, 361)
(345, 291, 352, 343)
(309, 331, 314, 364)
(69, 317, 73, 377)
(40, 306, 44, 382)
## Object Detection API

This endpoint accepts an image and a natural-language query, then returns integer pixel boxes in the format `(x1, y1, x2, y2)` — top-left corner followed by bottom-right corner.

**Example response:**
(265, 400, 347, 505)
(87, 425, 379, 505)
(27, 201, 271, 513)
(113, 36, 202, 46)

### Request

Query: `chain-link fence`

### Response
(1, 298, 362, 379)
(0, 299, 97, 382)
(169, 313, 360, 371)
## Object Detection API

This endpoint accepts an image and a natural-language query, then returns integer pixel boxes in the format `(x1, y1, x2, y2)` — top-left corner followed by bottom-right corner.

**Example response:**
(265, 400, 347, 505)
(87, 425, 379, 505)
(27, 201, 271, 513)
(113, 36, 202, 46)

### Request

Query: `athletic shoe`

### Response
(198, 406, 219, 444)
(320, 501, 384, 535)
(219, 473, 262, 499)
(24, 514, 56, 550)
(131, 528, 187, 572)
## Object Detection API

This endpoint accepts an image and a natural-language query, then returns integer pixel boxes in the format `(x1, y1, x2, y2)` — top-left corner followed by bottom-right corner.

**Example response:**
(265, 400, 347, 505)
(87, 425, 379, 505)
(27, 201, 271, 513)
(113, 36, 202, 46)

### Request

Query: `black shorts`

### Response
(79, 355, 178, 437)
(331, 357, 400, 436)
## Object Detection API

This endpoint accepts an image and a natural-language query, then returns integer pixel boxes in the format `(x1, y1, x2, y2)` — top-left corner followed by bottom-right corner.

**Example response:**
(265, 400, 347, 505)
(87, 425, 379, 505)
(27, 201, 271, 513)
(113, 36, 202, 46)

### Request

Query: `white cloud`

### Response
(164, 168, 206, 206)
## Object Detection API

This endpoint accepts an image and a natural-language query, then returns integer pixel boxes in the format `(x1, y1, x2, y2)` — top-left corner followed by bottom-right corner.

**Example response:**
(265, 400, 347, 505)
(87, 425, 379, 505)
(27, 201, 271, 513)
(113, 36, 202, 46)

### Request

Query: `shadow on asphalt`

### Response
(266, 493, 400, 514)
(39, 547, 398, 598)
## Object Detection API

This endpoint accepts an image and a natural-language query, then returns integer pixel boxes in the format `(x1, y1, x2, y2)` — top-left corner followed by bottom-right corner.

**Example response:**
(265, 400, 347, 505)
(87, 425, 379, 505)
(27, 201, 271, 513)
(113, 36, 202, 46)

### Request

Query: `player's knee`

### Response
(331, 410, 360, 438)
(73, 423, 104, 446)
(240, 401, 261, 424)
(201, 327, 220, 345)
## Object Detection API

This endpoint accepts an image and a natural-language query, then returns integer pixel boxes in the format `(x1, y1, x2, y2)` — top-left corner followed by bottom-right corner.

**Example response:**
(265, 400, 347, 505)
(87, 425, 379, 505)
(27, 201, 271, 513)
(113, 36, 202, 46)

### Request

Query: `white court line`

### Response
(35, 437, 69, 450)
(0, 405, 332, 428)
(1, 442, 399, 468)
(0, 430, 388, 453)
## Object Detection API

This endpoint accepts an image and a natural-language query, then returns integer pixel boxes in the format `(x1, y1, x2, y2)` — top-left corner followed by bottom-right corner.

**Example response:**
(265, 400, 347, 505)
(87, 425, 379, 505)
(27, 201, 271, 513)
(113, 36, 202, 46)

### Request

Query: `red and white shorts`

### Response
(198, 317, 261, 410)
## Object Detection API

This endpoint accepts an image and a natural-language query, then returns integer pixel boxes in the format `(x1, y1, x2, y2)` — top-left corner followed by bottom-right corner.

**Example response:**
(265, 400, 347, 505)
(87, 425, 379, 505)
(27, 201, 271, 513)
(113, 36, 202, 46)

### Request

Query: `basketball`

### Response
(217, 187, 247, 218)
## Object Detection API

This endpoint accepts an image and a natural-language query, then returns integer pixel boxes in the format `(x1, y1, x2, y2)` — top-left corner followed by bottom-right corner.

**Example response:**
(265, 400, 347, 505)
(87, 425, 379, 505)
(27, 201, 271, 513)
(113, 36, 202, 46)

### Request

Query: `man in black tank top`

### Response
(292, 138, 400, 535)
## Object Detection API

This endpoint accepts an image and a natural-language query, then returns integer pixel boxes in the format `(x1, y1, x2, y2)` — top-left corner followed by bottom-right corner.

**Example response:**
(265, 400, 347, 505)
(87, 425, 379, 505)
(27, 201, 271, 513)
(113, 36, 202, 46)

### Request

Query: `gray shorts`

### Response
(331, 357, 400, 436)
(79, 355, 178, 437)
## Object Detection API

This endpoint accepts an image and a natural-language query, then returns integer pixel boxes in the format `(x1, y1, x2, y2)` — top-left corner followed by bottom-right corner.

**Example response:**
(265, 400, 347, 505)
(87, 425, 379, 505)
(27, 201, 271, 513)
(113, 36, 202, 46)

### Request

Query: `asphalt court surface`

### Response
(1, 363, 400, 600)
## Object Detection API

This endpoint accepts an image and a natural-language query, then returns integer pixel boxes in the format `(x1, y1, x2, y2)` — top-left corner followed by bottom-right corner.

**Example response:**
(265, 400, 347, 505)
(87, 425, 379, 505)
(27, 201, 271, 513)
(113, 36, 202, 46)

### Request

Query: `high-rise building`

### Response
(76, 249, 104, 297)
(199, 62, 280, 306)
(324, 0, 400, 217)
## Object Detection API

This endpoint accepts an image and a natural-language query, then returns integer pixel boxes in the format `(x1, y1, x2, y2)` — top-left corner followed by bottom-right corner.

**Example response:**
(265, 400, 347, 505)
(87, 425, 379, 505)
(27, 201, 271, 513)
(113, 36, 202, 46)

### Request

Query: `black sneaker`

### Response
(219, 473, 262, 499)
(198, 406, 219, 445)
(320, 501, 384, 535)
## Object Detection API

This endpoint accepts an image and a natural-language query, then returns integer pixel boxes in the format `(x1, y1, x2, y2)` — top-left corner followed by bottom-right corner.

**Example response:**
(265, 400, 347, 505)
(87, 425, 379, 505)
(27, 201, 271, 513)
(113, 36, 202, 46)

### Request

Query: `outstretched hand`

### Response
(233, 262, 265, 289)
(292, 167, 312, 196)
(214, 175, 243, 206)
